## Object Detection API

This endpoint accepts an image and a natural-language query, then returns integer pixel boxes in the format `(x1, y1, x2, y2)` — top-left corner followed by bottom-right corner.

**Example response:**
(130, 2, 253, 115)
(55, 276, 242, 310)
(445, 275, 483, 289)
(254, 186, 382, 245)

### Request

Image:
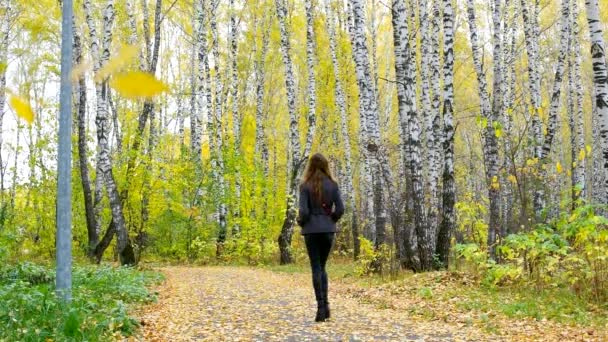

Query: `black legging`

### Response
(304, 233, 334, 305)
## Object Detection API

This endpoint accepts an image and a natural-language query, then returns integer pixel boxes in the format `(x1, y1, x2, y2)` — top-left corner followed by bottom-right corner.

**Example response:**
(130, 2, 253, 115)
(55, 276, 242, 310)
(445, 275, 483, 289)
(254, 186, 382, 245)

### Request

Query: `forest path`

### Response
(137, 266, 494, 341)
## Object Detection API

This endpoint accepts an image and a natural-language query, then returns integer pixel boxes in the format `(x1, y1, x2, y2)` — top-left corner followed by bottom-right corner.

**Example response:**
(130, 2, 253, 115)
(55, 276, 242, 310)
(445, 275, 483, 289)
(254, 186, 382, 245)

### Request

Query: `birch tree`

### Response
(325, 0, 359, 258)
(436, 0, 455, 267)
(392, 0, 421, 271)
(520, 0, 544, 218)
(275, 0, 301, 264)
(466, 0, 501, 260)
(229, 0, 241, 237)
(569, 0, 586, 203)
(210, 0, 228, 255)
(84, 0, 135, 265)
(0, 0, 12, 209)
(276, 0, 318, 264)
(584, 0, 608, 205)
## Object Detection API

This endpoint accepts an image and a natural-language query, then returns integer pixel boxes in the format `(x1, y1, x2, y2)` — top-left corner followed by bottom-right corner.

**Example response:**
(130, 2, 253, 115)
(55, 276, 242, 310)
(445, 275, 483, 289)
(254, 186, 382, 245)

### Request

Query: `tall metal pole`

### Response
(56, 0, 74, 302)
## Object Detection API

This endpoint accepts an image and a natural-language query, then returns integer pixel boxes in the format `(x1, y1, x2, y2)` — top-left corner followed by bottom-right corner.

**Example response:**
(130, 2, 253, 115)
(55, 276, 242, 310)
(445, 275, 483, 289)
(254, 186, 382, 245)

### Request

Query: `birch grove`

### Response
(0, 0, 606, 276)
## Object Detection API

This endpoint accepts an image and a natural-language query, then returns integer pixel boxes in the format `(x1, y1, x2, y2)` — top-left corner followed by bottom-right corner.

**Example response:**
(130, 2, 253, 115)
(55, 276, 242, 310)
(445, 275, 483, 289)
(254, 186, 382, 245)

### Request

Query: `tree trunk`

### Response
(326, 0, 359, 259)
(73, 23, 98, 258)
(466, 0, 501, 260)
(275, 0, 301, 264)
(210, 0, 228, 256)
(436, 0, 456, 268)
(0, 0, 11, 211)
(584, 0, 608, 205)
(230, 0, 242, 238)
(570, 0, 586, 204)
(85, 0, 135, 265)
(350, 0, 384, 255)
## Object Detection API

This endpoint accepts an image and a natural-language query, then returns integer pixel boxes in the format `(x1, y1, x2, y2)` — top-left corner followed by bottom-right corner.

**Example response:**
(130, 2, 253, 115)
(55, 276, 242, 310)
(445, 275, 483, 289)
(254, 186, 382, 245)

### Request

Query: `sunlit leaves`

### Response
(109, 71, 169, 99)
(9, 95, 35, 124)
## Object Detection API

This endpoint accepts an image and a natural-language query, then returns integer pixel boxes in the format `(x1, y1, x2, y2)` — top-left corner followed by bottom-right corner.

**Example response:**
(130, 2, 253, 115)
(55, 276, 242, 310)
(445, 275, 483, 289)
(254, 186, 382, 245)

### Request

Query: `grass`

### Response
(0, 262, 162, 341)
(264, 254, 607, 329)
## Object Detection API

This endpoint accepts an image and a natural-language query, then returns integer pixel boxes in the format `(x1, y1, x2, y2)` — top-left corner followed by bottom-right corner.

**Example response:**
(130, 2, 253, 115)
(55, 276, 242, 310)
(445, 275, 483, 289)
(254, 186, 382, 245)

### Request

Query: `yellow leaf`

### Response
(506, 108, 513, 116)
(556, 162, 563, 174)
(586, 145, 592, 155)
(9, 95, 35, 124)
(95, 45, 139, 82)
(526, 158, 538, 167)
(110, 71, 169, 99)
(507, 174, 517, 184)
(495, 127, 503, 138)
(491, 176, 500, 190)
(578, 148, 586, 161)
(0, 62, 7, 74)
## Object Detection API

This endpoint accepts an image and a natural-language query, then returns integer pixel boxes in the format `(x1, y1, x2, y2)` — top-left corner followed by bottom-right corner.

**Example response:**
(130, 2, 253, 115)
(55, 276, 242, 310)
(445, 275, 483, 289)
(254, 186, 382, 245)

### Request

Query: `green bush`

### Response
(0, 263, 162, 341)
(455, 205, 608, 304)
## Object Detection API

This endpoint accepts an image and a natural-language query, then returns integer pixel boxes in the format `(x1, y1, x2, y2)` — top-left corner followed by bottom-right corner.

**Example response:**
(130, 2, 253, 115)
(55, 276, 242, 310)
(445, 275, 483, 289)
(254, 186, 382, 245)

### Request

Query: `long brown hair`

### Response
(302, 153, 336, 205)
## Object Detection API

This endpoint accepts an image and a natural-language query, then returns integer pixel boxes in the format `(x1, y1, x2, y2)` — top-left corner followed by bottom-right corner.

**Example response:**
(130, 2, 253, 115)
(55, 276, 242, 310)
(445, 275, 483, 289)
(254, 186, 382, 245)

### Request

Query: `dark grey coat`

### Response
(296, 176, 345, 234)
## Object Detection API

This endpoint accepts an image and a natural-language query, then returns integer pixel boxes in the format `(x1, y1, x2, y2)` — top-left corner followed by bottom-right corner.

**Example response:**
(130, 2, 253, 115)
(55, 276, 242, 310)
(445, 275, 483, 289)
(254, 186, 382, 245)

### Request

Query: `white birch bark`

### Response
(436, 0, 455, 267)
(392, 0, 422, 271)
(584, 0, 608, 205)
(0, 0, 10, 200)
(520, 0, 544, 217)
(210, 0, 227, 252)
(229, 0, 241, 237)
(570, 0, 586, 202)
(326, 0, 359, 258)
(540, 0, 570, 161)
(276, 0, 301, 264)
(467, 0, 501, 260)
(86, 0, 134, 264)
(351, 0, 385, 247)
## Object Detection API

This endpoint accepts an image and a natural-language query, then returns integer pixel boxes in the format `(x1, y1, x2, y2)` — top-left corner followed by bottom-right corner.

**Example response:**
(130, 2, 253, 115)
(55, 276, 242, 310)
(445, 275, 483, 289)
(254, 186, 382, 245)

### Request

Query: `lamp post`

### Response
(56, 0, 73, 302)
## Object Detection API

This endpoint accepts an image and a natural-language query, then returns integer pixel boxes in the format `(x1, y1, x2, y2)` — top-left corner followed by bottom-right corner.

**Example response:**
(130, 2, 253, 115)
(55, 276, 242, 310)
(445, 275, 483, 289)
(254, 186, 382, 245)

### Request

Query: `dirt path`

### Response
(137, 266, 495, 341)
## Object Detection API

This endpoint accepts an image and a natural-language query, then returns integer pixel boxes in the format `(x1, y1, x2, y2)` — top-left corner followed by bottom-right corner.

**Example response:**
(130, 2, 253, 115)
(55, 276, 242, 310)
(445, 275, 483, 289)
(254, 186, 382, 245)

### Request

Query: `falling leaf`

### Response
(495, 127, 503, 138)
(110, 72, 169, 99)
(9, 95, 35, 124)
(578, 148, 586, 161)
(586, 145, 592, 155)
(71, 60, 92, 82)
(95, 45, 139, 82)
(556, 162, 563, 174)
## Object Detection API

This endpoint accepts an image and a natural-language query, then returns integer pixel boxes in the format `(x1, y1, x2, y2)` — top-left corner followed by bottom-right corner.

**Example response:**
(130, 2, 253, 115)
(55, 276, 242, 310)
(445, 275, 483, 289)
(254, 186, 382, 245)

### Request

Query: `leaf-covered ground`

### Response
(136, 266, 606, 341)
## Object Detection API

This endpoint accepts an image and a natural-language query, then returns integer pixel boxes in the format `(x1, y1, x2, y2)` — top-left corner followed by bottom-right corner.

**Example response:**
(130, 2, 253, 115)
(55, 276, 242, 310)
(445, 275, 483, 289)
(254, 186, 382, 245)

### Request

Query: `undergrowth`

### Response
(0, 262, 162, 341)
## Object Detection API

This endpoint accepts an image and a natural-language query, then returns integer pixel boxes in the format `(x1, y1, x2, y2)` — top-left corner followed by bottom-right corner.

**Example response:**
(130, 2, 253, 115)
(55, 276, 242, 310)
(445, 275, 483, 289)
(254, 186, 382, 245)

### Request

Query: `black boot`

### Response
(321, 271, 330, 319)
(315, 303, 327, 322)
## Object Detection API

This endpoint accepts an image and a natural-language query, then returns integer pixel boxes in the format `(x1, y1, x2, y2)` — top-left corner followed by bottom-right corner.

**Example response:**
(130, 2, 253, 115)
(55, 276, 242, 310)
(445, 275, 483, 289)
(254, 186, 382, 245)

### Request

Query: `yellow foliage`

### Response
(491, 176, 500, 190)
(9, 95, 35, 124)
(578, 148, 586, 161)
(495, 127, 503, 138)
(586, 145, 592, 155)
(556, 162, 563, 174)
(110, 71, 169, 99)
(507, 174, 517, 184)
(526, 158, 538, 167)
(95, 45, 139, 82)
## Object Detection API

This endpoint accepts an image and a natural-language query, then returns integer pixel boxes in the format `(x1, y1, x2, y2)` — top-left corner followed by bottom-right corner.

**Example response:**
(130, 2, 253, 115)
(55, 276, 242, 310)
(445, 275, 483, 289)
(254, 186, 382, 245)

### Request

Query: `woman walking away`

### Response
(297, 153, 345, 322)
